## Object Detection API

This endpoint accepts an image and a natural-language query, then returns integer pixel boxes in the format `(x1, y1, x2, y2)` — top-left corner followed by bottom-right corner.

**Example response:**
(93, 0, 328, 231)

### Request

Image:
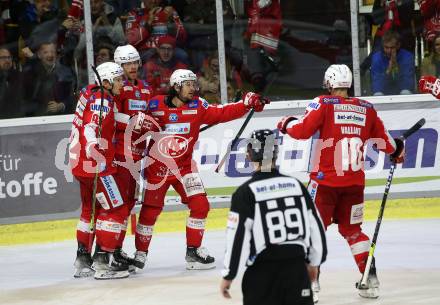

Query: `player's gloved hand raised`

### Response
(418, 75, 440, 98)
(242, 92, 270, 112)
(277, 116, 297, 134)
(133, 112, 161, 134)
(390, 138, 404, 164)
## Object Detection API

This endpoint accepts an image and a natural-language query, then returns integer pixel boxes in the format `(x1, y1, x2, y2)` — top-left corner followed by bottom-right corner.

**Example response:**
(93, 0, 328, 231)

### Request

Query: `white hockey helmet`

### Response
(323, 64, 352, 90)
(170, 69, 197, 87)
(95, 62, 124, 85)
(114, 44, 141, 65)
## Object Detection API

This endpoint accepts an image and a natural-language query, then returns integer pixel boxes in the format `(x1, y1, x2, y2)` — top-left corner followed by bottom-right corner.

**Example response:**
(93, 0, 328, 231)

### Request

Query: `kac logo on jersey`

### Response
(169, 113, 178, 121)
(157, 135, 189, 158)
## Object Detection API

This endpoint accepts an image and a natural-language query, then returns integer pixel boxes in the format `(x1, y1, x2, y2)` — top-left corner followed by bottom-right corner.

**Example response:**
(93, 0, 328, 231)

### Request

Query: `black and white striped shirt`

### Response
(222, 170, 327, 280)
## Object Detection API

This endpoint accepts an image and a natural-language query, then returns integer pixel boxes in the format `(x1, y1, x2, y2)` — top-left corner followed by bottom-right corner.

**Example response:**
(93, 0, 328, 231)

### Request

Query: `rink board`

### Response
(0, 95, 439, 224)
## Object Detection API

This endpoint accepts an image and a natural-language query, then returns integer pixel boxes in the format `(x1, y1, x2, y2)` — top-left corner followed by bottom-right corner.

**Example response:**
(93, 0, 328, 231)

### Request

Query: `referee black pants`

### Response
(242, 259, 313, 305)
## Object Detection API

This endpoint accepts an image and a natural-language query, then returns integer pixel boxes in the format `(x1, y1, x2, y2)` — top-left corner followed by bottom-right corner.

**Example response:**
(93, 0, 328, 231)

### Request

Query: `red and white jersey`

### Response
(285, 95, 397, 187)
(146, 95, 248, 178)
(69, 85, 118, 178)
(114, 79, 152, 160)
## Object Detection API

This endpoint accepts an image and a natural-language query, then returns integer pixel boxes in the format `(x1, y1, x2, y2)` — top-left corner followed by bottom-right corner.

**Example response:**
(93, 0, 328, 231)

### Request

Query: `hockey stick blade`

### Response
(402, 118, 425, 139)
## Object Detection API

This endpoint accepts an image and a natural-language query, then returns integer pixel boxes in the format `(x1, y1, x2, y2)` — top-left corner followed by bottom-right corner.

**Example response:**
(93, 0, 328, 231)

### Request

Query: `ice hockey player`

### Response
(69, 62, 157, 279)
(112, 44, 153, 268)
(133, 69, 269, 270)
(277, 64, 405, 301)
(220, 129, 327, 305)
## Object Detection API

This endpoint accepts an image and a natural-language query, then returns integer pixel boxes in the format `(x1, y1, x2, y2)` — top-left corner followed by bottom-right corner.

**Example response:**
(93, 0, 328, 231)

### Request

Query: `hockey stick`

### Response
(359, 118, 426, 289)
(88, 65, 105, 251)
(215, 108, 255, 173)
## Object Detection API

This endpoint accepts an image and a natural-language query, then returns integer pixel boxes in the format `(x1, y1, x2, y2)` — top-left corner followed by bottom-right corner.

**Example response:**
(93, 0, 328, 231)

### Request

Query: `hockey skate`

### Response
(73, 244, 94, 278)
(133, 250, 148, 269)
(185, 247, 215, 270)
(311, 280, 320, 304)
(92, 251, 130, 280)
(113, 247, 136, 274)
(357, 261, 380, 299)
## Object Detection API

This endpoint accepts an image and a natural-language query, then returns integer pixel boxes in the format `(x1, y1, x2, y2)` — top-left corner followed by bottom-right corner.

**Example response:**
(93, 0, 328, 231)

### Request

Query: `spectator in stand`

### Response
(95, 42, 114, 66)
(144, 34, 188, 96)
(361, 0, 415, 75)
(21, 41, 75, 116)
(418, 0, 440, 45)
(371, 0, 415, 52)
(370, 30, 415, 95)
(68, 0, 126, 56)
(421, 34, 440, 77)
(198, 51, 237, 104)
(0, 46, 23, 119)
(125, 0, 188, 63)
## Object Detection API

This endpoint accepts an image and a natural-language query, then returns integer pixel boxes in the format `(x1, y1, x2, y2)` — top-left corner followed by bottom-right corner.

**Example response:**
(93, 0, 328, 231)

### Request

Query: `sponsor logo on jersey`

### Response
(79, 95, 88, 106)
(75, 102, 85, 116)
(149, 100, 159, 110)
(306, 102, 320, 111)
(151, 111, 164, 116)
(163, 123, 190, 134)
(334, 111, 366, 126)
(350, 203, 364, 224)
(316, 171, 325, 180)
(141, 88, 150, 94)
(123, 86, 133, 91)
(128, 99, 147, 111)
(135, 90, 141, 98)
(308, 181, 318, 200)
(157, 135, 189, 158)
(358, 99, 373, 108)
(334, 104, 366, 114)
(201, 98, 209, 109)
(322, 97, 341, 104)
(100, 175, 123, 207)
(169, 113, 178, 121)
(188, 100, 199, 108)
(182, 110, 197, 115)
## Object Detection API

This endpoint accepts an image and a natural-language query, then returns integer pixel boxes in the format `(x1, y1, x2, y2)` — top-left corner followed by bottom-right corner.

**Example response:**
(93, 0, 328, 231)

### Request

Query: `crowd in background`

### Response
(0, 0, 439, 120)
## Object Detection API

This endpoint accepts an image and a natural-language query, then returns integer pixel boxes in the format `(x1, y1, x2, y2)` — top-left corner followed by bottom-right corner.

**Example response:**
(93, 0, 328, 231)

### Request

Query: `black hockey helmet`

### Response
(247, 129, 278, 163)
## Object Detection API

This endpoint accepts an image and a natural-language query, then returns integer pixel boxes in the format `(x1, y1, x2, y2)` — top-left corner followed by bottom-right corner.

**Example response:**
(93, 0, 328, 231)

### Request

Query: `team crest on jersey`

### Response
(188, 100, 199, 108)
(149, 100, 159, 110)
(169, 113, 178, 121)
(157, 135, 189, 158)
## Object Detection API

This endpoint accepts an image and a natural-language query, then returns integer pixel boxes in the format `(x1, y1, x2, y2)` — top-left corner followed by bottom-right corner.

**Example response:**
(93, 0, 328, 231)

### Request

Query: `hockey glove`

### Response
(242, 92, 269, 112)
(390, 138, 404, 164)
(277, 116, 297, 134)
(418, 75, 440, 98)
(133, 112, 160, 134)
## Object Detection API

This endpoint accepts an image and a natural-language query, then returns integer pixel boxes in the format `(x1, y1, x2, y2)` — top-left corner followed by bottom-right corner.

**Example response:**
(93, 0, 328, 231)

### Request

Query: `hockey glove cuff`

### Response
(242, 92, 268, 112)
(419, 75, 440, 98)
(277, 116, 297, 134)
(390, 138, 404, 164)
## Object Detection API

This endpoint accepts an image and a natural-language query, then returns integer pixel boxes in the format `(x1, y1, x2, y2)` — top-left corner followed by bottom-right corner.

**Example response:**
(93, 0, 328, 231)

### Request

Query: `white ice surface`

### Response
(1, 219, 439, 305)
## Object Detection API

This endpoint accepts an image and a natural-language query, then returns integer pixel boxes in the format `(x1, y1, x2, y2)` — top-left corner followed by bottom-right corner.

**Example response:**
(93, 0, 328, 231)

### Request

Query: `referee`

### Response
(220, 129, 327, 305)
